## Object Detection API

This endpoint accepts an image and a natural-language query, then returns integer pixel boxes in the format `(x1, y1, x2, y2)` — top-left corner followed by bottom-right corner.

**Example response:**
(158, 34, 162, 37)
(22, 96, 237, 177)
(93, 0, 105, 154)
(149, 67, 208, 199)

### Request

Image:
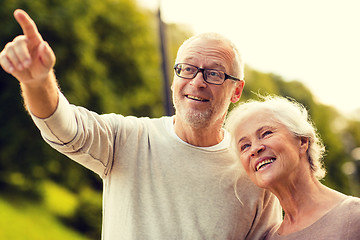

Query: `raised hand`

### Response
(0, 9, 55, 84)
(0, 9, 59, 118)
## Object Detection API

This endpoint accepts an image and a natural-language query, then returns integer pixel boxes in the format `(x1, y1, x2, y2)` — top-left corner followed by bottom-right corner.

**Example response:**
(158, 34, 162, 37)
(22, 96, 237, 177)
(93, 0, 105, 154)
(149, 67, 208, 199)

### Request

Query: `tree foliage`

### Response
(0, 0, 167, 238)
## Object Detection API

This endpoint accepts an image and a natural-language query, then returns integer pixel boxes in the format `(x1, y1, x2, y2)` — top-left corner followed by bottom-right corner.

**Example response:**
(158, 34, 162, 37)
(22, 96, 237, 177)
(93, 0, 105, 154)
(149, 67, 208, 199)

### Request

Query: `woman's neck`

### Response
(274, 179, 346, 235)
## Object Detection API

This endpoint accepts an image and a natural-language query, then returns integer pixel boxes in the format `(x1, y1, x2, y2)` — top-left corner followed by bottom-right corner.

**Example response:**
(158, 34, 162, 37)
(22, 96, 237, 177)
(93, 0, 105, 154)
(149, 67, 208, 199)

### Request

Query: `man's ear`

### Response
(231, 80, 245, 103)
(171, 80, 174, 92)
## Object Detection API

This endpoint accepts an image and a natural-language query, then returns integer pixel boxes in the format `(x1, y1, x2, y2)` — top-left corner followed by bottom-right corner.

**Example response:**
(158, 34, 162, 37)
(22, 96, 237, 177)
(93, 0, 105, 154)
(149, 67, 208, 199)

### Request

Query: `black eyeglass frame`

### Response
(173, 63, 241, 85)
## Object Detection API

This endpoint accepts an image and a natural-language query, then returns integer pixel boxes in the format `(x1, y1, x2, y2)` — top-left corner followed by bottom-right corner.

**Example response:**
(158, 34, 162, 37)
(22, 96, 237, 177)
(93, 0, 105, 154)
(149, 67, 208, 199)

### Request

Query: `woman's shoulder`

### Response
(339, 195, 360, 207)
(340, 196, 360, 237)
(334, 195, 360, 225)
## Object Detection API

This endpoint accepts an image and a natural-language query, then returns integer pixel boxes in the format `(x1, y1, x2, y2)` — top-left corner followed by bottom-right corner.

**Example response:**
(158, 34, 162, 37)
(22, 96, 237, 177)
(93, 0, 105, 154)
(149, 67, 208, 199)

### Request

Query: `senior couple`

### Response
(1, 9, 359, 240)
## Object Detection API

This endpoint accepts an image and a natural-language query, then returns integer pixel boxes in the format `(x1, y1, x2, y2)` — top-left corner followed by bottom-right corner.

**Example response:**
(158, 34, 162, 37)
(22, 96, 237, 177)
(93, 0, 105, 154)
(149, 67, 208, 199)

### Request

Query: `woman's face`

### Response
(234, 111, 307, 189)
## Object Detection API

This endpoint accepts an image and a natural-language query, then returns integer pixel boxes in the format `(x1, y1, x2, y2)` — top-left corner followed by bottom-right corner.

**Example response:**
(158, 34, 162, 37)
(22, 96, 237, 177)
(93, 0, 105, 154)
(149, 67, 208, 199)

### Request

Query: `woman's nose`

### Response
(250, 144, 266, 157)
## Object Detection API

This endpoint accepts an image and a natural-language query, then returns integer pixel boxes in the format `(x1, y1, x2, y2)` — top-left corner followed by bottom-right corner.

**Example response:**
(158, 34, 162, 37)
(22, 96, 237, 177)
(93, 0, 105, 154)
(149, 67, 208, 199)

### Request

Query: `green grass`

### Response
(0, 196, 89, 240)
(40, 180, 78, 217)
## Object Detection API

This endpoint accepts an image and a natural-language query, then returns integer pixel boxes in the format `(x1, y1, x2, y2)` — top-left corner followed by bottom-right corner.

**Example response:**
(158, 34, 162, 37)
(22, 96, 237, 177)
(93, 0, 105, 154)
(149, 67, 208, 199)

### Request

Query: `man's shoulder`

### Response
(100, 114, 170, 127)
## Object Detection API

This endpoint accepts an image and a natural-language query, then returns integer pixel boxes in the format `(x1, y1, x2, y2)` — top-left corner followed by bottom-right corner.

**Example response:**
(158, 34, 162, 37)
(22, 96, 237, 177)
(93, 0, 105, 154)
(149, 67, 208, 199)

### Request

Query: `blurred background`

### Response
(0, 0, 359, 239)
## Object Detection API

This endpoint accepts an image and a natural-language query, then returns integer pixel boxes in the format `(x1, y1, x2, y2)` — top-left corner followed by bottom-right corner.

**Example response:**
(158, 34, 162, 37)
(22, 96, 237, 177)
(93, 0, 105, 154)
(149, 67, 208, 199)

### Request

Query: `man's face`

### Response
(171, 38, 243, 128)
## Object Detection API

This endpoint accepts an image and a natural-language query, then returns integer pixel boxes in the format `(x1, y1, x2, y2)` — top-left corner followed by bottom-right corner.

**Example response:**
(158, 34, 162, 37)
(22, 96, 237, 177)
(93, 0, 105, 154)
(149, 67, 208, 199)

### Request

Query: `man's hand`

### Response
(0, 9, 58, 118)
(0, 9, 55, 84)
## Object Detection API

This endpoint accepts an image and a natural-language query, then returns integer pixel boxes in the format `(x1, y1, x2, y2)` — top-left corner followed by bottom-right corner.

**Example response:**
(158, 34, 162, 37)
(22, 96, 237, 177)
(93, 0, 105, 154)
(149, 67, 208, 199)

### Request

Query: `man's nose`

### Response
(190, 70, 207, 88)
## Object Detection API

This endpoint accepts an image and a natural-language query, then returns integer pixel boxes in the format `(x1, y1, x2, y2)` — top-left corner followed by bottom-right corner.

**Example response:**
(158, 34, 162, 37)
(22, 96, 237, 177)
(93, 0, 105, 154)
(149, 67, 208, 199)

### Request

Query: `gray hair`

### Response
(225, 95, 326, 180)
(175, 32, 244, 80)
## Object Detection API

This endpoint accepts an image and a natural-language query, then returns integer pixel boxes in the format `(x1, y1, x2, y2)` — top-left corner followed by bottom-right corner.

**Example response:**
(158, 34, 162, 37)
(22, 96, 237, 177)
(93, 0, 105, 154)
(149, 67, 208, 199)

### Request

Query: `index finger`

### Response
(14, 9, 43, 42)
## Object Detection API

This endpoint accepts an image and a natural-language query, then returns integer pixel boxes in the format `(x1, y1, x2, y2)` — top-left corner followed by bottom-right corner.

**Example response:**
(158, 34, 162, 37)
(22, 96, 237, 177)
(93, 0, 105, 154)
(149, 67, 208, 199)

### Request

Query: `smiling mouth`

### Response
(256, 158, 276, 171)
(186, 95, 209, 102)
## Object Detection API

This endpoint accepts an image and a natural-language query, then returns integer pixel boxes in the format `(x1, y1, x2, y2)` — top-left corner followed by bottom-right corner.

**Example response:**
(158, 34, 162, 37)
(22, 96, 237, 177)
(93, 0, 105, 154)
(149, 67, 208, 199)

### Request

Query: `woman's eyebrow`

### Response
(237, 126, 272, 144)
(237, 136, 247, 144)
(256, 126, 274, 134)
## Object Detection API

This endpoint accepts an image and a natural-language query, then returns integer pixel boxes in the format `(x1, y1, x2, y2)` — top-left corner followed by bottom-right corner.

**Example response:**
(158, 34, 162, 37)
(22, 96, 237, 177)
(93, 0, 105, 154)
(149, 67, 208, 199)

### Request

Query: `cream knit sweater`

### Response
(31, 92, 282, 240)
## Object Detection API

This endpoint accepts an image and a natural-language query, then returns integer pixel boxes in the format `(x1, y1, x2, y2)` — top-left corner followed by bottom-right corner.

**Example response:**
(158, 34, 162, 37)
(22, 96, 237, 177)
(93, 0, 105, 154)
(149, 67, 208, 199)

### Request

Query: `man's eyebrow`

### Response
(207, 62, 226, 71)
(180, 58, 226, 71)
(213, 62, 225, 68)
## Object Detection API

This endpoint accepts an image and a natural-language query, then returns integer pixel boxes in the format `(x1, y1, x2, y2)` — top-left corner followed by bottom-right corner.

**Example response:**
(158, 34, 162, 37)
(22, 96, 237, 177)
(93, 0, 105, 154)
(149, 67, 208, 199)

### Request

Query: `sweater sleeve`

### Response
(347, 197, 360, 238)
(31, 90, 79, 144)
(30, 91, 116, 178)
(246, 190, 283, 240)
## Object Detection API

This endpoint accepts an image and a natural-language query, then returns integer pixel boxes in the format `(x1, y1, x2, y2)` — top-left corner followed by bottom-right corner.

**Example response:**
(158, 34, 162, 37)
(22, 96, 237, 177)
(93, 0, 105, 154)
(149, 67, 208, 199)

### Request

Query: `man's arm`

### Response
(0, 9, 58, 118)
(0, 10, 117, 178)
(246, 190, 282, 240)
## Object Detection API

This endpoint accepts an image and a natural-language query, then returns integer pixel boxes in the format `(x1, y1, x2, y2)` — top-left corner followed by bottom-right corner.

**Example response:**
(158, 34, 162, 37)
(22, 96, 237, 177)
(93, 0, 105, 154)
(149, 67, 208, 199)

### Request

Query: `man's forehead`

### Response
(178, 44, 233, 70)
(180, 56, 225, 68)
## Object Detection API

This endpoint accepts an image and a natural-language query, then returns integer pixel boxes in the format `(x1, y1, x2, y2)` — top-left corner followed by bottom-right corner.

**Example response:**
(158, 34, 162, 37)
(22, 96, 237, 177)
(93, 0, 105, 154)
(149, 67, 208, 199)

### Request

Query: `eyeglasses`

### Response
(174, 63, 241, 85)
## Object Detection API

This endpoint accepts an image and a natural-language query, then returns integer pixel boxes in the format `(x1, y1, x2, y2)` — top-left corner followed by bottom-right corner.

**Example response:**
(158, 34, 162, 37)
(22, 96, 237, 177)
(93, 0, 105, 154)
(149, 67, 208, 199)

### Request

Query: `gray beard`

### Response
(180, 108, 213, 129)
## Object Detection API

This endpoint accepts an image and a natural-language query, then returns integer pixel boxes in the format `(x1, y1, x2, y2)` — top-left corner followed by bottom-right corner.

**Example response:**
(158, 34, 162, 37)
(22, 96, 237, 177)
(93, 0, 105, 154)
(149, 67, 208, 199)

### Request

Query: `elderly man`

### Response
(0, 9, 281, 240)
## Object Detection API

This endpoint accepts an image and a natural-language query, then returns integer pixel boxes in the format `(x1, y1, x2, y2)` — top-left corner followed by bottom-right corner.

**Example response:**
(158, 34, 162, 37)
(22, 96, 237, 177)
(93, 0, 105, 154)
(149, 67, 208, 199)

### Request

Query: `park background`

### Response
(0, 0, 359, 239)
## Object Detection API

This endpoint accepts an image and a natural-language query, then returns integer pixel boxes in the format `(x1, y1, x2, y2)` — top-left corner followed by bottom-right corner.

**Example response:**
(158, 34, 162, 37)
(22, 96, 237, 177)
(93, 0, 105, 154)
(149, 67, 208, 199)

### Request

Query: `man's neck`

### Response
(173, 116, 224, 147)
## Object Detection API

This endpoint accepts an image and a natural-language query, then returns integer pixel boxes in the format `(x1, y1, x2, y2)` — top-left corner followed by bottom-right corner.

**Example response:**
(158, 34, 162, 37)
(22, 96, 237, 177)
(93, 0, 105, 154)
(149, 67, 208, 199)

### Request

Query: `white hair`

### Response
(225, 95, 326, 180)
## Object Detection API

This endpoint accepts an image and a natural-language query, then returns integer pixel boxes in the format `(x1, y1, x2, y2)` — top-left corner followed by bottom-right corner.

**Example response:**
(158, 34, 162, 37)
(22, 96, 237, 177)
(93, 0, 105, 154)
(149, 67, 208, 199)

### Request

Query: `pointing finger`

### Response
(13, 9, 43, 43)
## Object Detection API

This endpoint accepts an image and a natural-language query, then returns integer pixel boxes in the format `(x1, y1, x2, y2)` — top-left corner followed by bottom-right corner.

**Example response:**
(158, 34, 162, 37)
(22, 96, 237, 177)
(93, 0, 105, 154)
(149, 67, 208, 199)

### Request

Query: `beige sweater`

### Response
(32, 92, 282, 240)
(266, 196, 360, 240)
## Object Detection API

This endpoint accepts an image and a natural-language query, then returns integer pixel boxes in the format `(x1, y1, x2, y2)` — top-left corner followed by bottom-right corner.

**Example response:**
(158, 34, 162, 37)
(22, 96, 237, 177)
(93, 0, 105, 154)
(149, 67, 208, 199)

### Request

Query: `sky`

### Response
(138, 0, 360, 118)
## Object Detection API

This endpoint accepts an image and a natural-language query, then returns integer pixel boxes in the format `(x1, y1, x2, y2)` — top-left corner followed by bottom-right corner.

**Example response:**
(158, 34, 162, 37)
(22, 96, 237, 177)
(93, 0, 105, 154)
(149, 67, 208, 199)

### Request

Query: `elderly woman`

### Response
(225, 95, 360, 239)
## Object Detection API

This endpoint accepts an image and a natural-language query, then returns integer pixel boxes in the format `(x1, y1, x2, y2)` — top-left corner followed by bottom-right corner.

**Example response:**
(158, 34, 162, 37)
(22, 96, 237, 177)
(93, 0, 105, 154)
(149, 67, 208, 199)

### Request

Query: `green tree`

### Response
(0, 0, 168, 238)
(1, 0, 164, 186)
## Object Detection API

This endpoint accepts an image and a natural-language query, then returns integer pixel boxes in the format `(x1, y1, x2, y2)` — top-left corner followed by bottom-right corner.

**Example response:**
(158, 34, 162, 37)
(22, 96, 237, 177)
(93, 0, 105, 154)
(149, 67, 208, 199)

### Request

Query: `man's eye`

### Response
(208, 70, 220, 77)
(184, 67, 194, 72)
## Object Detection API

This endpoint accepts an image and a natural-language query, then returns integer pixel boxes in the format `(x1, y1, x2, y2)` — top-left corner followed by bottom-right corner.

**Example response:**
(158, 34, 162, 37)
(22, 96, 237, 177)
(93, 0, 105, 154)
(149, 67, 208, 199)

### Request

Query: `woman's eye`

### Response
(262, 130, 273, 137)
(240, 143, 251, 151)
